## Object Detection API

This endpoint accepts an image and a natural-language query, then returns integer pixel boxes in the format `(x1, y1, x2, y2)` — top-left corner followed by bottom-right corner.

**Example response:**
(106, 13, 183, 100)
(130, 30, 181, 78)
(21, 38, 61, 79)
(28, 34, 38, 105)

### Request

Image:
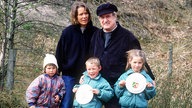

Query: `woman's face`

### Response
(77, 7, 89, 27)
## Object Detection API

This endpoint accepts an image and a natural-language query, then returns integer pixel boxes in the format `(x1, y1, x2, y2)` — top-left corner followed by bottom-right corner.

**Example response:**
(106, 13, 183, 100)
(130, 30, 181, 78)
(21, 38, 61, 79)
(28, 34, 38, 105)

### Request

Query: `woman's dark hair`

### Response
(70, 1, 91, 25)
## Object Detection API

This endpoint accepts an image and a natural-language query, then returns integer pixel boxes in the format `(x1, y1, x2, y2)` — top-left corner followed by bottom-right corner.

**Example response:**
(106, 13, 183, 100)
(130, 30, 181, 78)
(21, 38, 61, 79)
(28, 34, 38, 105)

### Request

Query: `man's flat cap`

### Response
(96, 2, 118, 16)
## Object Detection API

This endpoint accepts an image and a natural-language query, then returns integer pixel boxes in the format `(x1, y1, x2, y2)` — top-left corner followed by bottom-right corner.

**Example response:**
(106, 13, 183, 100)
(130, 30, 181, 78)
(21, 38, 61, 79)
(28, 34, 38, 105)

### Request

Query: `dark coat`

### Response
(90, 22, 154, 85)
(56, 21, 98, 81)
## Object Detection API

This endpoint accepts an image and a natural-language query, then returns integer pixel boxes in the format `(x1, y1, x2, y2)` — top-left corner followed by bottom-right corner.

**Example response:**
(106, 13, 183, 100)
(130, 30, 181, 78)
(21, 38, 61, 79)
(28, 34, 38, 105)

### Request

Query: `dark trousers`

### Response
(104, 95, 121, 108)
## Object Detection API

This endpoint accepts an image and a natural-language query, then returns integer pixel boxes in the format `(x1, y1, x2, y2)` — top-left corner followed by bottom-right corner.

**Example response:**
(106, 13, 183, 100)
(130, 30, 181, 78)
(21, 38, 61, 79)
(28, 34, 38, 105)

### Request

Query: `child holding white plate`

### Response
(114, 49, 156, 108)
(73, 57, 114, 108)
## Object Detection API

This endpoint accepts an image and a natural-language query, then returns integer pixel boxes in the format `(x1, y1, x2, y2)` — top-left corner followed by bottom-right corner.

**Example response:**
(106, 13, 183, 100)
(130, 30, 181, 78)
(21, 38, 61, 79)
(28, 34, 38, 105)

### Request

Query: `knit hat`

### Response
(43, 54, 58, 69)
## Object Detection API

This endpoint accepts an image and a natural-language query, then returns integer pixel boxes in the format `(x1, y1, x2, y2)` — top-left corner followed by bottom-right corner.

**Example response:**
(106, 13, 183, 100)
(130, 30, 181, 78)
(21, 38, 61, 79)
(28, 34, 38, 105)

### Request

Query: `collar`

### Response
(83, 71, 101, 80)
(126, 69, 146, 76)
(103, 22, 118, 33)
(44, 73, 57, 79)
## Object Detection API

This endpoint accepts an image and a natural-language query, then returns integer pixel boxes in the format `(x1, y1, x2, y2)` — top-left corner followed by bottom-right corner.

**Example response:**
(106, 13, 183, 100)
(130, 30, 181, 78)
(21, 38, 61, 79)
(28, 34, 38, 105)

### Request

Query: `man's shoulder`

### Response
(92, 29, 103, 37)
(117, 25, 134, 36)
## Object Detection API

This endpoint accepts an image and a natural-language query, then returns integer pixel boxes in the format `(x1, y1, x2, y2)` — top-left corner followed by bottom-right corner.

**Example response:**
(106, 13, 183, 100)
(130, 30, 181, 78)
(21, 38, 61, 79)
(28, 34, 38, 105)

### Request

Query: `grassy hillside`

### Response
(0, 0, 192, 107)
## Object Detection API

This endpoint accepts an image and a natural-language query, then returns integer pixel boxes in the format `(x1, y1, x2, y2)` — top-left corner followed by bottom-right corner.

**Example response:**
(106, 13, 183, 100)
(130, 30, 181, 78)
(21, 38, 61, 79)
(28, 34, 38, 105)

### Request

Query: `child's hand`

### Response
(92, 89, 99, 95)
(119, 80, 126, 88)
(152, 81, 156, 87)
(54, 95, 60, 103)
(146, 82, 153, 88)
(29, 106, 35, 108)
(72, 88, 78, 93)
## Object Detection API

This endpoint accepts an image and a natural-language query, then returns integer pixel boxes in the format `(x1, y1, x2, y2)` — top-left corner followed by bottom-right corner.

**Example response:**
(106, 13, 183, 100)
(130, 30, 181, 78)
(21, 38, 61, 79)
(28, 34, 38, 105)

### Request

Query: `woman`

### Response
(55, 1, 98, 108)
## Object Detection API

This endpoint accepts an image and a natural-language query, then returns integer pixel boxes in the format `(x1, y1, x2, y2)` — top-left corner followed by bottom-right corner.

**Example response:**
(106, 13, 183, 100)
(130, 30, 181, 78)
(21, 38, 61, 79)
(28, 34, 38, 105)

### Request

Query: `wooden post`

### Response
(168, 43, 173, 77)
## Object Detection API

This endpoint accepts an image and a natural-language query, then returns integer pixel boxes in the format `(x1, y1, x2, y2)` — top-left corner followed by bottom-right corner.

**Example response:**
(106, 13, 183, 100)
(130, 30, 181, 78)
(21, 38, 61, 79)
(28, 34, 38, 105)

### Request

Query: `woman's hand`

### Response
(79, 75, 84, 84)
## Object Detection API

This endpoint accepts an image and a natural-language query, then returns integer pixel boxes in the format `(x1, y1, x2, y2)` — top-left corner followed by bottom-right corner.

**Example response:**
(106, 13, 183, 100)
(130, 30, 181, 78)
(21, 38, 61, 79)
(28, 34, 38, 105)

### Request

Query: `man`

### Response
(89, 2, 155, 108)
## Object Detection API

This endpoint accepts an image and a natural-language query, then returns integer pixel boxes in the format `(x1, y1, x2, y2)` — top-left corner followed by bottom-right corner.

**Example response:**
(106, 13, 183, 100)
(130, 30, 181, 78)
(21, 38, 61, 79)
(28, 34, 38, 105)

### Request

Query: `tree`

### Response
(0, 0, 18, 90)
(186, 0, 192, 7)
(0, 0, 71, 91)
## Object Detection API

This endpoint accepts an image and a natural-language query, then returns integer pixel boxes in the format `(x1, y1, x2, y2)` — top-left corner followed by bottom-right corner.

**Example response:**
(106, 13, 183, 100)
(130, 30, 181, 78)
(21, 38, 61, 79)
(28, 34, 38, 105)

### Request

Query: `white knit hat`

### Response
(43, 54, 58, 69)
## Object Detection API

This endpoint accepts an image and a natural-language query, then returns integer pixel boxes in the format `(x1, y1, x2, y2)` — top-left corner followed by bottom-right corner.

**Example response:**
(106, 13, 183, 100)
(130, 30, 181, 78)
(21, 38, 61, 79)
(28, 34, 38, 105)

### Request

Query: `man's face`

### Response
(98, 13, 117, 32)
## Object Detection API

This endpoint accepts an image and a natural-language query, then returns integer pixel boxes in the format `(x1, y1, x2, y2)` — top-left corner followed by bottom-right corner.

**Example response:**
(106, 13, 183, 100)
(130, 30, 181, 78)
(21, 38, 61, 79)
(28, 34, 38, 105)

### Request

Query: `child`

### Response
(26, 54, 65, 108)
(114, 49, 156, 108)
(73, 57, 114, 108)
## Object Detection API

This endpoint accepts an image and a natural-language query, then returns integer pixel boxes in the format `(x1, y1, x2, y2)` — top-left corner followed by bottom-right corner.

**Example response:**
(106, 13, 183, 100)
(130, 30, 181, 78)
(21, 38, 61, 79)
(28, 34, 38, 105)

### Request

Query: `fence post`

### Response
(168, 43, 173, 77)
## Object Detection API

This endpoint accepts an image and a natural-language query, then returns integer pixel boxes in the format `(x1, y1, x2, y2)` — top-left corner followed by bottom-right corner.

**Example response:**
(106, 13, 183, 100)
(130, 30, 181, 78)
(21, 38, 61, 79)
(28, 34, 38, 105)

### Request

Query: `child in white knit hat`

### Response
(26, 54, 65, 108)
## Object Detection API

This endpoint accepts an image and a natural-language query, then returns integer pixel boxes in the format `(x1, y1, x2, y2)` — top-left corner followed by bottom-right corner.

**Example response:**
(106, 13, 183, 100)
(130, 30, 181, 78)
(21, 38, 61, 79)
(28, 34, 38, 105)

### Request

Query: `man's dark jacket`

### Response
(90, 22, 154, 85)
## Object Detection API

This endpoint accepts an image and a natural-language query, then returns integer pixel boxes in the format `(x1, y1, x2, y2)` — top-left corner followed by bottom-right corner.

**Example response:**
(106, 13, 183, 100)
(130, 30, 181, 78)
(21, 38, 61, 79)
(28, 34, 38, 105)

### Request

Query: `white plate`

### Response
(76, 84, 93, 104)
(126, 73, 147, 94)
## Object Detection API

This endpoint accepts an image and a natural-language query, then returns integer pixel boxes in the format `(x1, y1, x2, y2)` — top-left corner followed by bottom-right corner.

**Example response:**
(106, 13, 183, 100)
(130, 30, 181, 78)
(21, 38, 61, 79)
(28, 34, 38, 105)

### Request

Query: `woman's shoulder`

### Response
(63, 24, 77, 32)
(92, 26, 99, 32)
(61, 25, 81, 38)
